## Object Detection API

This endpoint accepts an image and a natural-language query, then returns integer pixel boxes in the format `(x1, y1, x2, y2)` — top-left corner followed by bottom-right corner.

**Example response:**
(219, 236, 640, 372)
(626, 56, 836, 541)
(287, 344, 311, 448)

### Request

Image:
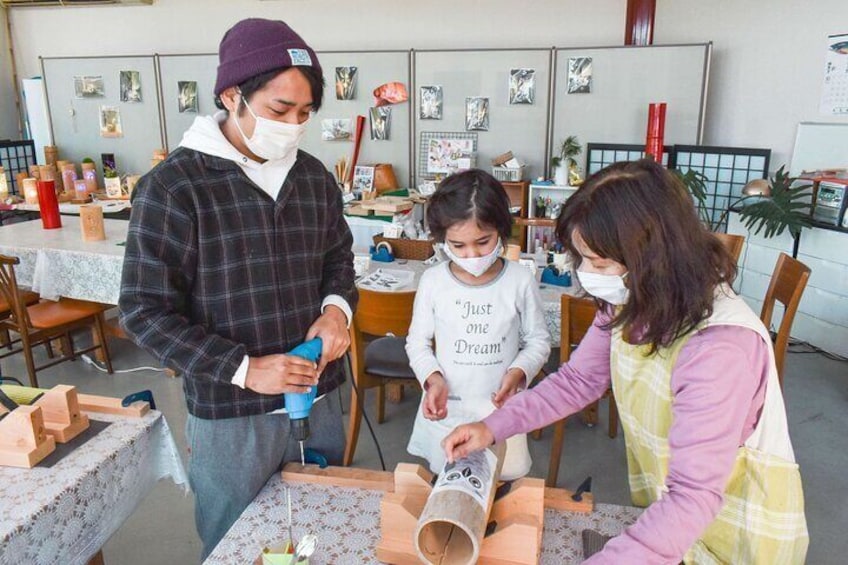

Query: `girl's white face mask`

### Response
(577, 270, 630, 305)
(443, 238, 503, 277)
(233, 94, 308, 162)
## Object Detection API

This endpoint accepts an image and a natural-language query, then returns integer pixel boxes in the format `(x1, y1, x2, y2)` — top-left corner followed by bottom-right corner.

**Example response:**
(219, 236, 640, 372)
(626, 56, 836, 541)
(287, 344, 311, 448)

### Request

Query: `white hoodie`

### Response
(179, 110, 298, 201)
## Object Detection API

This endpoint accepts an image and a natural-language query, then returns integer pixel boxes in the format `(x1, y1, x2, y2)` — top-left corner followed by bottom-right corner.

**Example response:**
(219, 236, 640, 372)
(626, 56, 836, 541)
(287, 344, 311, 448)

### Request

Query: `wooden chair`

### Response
(343, 287, 418, 466)
(0, 255, 113, 387)
(714, 232, 745, 263)
(760, 253, 811, 388)
(545, 294, 618, 487)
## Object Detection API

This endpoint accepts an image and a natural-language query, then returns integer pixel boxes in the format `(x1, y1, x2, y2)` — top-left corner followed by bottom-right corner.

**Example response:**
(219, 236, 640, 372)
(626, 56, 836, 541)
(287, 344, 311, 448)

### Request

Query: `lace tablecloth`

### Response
(0, 218, 128, 304)
(205, 475, 641, 564)
(0, 411, 188, 565)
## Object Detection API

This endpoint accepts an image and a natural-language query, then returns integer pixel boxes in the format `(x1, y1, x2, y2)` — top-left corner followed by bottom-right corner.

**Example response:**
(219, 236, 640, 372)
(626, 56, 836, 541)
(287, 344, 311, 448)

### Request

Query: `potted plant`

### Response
(550, 135, 582, 186)
(534, 196, 547, 218)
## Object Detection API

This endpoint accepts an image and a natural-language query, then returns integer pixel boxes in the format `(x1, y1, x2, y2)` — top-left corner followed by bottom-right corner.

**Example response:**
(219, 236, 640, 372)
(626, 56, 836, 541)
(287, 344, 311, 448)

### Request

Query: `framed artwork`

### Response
(74, 75, 104, 98)
(426, 137, 475, 174)
(352, 165, 375, 193)
(178, 81, 198, 113)
(465, 97, 489, 131)
(335, 66, 357, 100)
(119, 70, 142, 103)
(99, 106, 123, 138)
(420, 85, 443, 119)
(567, 57, 593, 94)
(509, 69, 535, 104)
(370, 106, 391, 140)
(321, 119, 353, 141)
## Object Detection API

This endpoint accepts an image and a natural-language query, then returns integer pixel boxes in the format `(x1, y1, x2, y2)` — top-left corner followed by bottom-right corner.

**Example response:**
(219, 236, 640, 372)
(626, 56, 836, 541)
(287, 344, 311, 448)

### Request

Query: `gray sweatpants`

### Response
(186, 392, 345, 561)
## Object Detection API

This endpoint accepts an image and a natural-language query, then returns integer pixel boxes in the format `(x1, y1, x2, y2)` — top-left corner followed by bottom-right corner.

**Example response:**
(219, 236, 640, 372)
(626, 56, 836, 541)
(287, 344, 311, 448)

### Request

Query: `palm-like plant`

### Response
(738, 166, 812, 240)
(550, 135, 582, 171)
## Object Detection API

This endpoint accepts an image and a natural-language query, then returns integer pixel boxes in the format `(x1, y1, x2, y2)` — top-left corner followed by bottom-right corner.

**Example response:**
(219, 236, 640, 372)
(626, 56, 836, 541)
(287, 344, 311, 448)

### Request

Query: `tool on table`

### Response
(291, 534, 317, 563)
(286, 486, 295, 553)
(283, 338, 323, 465)
(571, 476, 593, 502)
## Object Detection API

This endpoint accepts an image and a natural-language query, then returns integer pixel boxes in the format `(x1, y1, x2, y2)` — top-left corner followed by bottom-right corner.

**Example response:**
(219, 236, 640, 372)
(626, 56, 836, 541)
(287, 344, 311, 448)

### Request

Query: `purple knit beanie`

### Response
(214, 18, 322, 96)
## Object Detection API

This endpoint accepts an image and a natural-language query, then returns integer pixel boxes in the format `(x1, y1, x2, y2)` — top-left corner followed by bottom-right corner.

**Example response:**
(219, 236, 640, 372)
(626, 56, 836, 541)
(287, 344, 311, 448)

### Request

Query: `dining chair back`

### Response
(343, 287, 417, 466)
(0, 254, 113, 387)
(714, 232, 746, 263)
(760, 253, 811, 387)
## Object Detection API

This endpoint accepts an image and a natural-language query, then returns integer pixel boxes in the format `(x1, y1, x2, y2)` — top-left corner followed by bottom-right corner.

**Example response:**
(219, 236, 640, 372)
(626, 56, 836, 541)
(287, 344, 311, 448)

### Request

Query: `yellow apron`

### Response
(610, 288, 808, 564)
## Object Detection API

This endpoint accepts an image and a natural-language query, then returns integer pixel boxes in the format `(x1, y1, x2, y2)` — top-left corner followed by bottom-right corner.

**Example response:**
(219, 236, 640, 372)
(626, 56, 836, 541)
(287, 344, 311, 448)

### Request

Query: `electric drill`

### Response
(284, 337, 322, 465)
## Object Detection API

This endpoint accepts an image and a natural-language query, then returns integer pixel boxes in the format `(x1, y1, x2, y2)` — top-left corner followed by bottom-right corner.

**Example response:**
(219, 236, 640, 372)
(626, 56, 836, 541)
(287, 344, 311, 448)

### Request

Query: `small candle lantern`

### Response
(80, 204, 106, 241)
(23, 177, 39, 204)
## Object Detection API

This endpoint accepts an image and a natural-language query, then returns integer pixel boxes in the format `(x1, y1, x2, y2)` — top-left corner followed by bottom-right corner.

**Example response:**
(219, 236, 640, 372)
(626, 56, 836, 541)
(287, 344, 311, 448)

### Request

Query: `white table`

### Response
(0, 410, 187, 565)
(344, 215, 392, 249)
(0, 218, 128, 305)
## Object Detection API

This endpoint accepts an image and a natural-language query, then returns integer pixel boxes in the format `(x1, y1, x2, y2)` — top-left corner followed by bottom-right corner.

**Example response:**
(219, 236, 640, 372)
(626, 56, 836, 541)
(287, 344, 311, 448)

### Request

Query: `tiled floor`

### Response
(6, 335, 846, 564)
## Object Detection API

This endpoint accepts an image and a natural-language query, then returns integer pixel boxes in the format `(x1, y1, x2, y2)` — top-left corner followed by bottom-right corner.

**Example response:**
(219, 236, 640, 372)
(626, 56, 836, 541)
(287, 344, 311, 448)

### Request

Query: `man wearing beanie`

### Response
(119, 18, 356, 558)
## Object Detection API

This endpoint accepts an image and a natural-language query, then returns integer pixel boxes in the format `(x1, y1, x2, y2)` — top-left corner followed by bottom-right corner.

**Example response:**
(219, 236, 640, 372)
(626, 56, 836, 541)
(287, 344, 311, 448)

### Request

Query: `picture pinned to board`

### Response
(119, 70, 142, 103)
(352, 165, 375, 193)
(74, 76, 104, 98)
(178, 81, 199, 113)
(335, 66, 357, 100)
(509, 69, 535, 104)
(465, 97, 489, 131)
(321, 119, 353, 141)
(567, 57, 593, 94)
(419, 85, 443, 120)
(427, 137, 475, 174)
(370, 106, 391, 140)
(99, 106, 123, 138)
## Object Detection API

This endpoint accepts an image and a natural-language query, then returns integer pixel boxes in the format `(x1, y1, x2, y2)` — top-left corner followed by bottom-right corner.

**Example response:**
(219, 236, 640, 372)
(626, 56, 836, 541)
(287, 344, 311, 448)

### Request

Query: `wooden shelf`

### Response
(515, 217, 555, 227)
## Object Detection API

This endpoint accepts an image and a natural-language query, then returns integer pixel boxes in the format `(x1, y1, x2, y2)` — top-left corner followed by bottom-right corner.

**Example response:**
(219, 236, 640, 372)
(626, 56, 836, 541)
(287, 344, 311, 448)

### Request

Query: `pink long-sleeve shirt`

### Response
(484, 312, 769, 564)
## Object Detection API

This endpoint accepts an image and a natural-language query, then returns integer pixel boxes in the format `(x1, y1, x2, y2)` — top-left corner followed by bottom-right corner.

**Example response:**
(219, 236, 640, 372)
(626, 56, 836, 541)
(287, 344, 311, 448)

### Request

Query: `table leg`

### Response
(386, 383, 404, 404)
(87, 550, 105, 565)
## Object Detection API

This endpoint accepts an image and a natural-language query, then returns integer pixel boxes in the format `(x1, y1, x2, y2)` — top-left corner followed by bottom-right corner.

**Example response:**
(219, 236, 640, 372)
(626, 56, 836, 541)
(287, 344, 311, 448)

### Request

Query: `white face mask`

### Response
(443, 238, 503, 278)
(233, 94, 308, 162)
(577, 270, 630, 305)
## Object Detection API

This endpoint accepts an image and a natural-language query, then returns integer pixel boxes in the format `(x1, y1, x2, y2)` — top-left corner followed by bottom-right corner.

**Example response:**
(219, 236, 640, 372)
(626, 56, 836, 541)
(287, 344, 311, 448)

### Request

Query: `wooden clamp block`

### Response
(0, 405, 56, 468)
(544, 486, 594, 514)
(281, 463, 394, 491)
(34, 384, 90, 443)
(77, 393, 150, 417)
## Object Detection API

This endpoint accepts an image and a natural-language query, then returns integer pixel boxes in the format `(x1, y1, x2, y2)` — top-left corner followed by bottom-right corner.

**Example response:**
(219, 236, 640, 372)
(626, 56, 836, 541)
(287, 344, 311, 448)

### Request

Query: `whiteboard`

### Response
(158, 53, 218, 151)
(552, 44, 710, 173)
(300, 51, 411, 186)
(42, 56, 162, 176)
(789, 122, 848, 176)
(413, 49, 551, 184)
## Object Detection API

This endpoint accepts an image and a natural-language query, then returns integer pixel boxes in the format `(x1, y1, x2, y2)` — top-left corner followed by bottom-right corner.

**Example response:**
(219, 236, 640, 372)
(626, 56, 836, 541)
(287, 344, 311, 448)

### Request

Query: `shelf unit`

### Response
(520, 183, 578, 251)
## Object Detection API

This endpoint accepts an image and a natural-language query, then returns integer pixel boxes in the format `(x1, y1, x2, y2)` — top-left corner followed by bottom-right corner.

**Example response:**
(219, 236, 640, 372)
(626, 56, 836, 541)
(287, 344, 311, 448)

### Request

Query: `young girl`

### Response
(443, 160, 808, 563)
(405, 169, 550, 480)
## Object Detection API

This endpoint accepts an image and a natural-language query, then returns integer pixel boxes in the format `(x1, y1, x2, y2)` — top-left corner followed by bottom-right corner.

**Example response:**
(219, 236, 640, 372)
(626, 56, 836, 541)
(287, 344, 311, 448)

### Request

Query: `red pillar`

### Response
(625, 0, 656, 46)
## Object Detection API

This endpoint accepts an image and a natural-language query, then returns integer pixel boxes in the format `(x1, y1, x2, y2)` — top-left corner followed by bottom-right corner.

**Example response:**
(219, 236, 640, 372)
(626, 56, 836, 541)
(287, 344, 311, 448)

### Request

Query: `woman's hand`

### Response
(423, 373, 448, 420)
(442, 422, 495, 463)
(491, 368, 527, 408)
(306, 305, 351, 374)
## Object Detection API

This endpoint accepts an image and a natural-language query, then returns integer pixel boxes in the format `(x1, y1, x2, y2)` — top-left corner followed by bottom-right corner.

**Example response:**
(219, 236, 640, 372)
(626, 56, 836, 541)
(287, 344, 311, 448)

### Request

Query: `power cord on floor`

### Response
(81, 354, 169, 374)
(786, 338, 848, 363)
(343, 352, 387, 471)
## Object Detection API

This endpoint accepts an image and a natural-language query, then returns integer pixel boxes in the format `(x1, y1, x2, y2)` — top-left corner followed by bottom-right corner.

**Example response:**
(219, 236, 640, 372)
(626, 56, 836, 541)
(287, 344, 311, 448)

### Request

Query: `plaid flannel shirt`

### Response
(119, 147, 357, 419)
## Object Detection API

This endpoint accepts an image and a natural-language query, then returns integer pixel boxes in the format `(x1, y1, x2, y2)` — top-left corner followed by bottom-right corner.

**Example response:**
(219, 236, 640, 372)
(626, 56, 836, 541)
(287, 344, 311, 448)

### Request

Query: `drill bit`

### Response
(299, 440, 305, 465)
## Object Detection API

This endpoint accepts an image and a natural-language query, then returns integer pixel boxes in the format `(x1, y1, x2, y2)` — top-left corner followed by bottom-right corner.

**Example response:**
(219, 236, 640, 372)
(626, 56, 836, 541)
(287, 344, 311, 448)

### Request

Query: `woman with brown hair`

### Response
(442, 159, 808, 563)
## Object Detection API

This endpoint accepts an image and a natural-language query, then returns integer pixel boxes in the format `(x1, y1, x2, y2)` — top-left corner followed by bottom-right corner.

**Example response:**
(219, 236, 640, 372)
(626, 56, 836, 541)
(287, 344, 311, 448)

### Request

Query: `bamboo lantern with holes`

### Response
(60, 164, 77, 196)
(22, 178, 39, 205)
(44, 145, 58, 167)
(81, 162, 98, 194)
(0, 167, 7, 200)
(415, 443, 506, 565)
(126, 174, 141, 198)
(80, 204, 106, 241)
(28, 165, 40, 180)
(38, 165, 56, 182)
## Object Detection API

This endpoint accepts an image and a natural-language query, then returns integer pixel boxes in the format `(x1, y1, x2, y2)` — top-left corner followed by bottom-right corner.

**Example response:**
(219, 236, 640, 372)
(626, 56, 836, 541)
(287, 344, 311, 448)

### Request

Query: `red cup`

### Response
(36, 179, 62, 229)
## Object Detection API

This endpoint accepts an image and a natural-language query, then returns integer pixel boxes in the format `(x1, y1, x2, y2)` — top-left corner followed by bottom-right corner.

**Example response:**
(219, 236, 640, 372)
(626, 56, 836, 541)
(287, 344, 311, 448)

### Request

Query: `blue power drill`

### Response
(284, 337, 322, 465)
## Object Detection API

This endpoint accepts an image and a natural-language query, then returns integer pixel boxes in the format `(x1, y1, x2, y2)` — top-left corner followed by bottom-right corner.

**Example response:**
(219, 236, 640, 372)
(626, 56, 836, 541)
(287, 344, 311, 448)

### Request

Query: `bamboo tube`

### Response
(80, 204, 106, 241)
(415, 443, 506, 565)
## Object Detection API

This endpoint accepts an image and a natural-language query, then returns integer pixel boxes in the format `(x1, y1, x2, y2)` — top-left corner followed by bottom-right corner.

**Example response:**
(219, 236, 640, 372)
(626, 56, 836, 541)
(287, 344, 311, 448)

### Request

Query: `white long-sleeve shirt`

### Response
(405, 259, 550, 478)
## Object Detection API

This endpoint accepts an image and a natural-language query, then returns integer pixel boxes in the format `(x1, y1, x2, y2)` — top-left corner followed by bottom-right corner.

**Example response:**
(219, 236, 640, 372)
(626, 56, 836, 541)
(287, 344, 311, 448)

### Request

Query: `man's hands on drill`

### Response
(244, 354, 318, 395)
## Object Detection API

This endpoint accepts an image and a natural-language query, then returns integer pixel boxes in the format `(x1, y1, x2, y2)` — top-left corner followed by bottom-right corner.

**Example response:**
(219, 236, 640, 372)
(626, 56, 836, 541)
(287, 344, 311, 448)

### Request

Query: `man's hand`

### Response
(306, 305, 350, 374)
(442, 422, 495, 464)
(244, 354, 318, 395)
(423, 372, 448, 420)
(491, 368, 527, 408)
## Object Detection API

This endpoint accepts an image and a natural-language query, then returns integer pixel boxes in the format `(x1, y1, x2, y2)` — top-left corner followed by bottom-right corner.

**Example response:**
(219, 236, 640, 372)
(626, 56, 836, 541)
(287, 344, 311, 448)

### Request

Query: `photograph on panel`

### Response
(74, 75, 105, 98)
(466, 97, 490, 131)
(420, 85, 443, 120)
(335, 66, 357, 100)
(178, 81, 199, 113)
(370, 106, 391, 140)
(509, 69, 535, 104)
(99, 106, 123, 138)
(567, 57, 593, 94)
(120, 70, 142, 103)
(321, 119, 353, 141)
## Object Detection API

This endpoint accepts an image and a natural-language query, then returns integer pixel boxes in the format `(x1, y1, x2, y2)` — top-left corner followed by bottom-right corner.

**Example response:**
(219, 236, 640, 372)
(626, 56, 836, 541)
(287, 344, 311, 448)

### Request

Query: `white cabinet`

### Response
(524, 183, 578, 251)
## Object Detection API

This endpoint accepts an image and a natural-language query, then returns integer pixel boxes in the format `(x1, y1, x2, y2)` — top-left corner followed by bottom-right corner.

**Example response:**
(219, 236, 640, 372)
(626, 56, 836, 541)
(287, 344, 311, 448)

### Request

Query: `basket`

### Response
(491, 165, 525, 183)
(372, 235, 435, 260)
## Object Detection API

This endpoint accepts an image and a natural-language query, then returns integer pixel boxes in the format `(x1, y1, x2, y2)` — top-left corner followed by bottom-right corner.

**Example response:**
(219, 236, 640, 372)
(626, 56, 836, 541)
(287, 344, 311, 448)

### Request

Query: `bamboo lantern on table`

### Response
(0, 167, 8, 200)
(81, 161, 98, 194)
(415, 443, 506, 565)
(60, 164, 78, 196)
(28, 165, 40, 180)
(43, 145, 58, 167)
(80, 204, 106, 241)
(22, 177, 39, 205)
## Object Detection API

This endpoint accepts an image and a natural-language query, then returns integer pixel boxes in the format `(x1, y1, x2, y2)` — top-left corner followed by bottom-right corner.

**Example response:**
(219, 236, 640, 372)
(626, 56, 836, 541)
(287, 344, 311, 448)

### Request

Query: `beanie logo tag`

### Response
(288, 49, 313, 67)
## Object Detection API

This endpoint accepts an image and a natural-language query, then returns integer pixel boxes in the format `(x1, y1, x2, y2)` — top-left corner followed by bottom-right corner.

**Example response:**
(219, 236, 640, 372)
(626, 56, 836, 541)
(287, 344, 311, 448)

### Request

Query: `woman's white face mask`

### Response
(443, 238, 503, 277)
(577, 270, 630, 305)
(233, 93, 308, 162)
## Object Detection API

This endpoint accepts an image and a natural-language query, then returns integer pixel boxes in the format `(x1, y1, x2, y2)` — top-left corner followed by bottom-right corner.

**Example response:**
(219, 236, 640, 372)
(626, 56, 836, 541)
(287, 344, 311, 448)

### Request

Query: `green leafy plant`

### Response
(82, 157, 94, 164)
(738, 166, 812, 239)
(550, 135, 582, 171)
(673, 169, 711, 227)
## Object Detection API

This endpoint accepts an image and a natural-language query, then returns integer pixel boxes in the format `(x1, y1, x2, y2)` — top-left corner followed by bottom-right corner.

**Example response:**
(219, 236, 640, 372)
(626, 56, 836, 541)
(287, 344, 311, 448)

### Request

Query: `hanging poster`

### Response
(74, 76, 104, 98)
(509, 69, 535, 104)
(820, 33, 848, 115)
(321, 119, 353, 141)
(335, 66, 357, 100)
(465, 97, 489, 131)
(567, 57, 593, 94)
(370, 106, 391, 140)
(99, 106, 123, 138)
(119, 70, 142, 103)
(178, 81, 199, 113)
(420, 86, 443, 119)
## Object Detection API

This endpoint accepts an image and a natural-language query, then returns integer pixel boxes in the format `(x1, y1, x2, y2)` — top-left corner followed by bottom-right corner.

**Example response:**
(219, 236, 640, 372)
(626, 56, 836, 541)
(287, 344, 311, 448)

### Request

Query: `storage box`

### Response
(492, 165, 525, 182)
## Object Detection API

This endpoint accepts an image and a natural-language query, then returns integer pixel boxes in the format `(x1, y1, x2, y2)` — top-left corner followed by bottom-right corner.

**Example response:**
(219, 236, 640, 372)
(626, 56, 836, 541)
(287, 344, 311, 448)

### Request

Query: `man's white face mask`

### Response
(233, 93, 308, 162)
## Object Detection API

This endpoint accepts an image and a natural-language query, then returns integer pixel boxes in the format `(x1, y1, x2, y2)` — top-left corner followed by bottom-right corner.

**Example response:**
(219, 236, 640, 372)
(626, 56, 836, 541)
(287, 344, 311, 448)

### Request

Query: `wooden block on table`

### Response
(345, 203, 372, 217)
(280, 463, 394, 491)
(77, 393, 150, 417)
(360, 196, 414, 213)
(35, 384, 90, 443)
(544, 486, 594, 513)
(0, 405, 56, 468)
